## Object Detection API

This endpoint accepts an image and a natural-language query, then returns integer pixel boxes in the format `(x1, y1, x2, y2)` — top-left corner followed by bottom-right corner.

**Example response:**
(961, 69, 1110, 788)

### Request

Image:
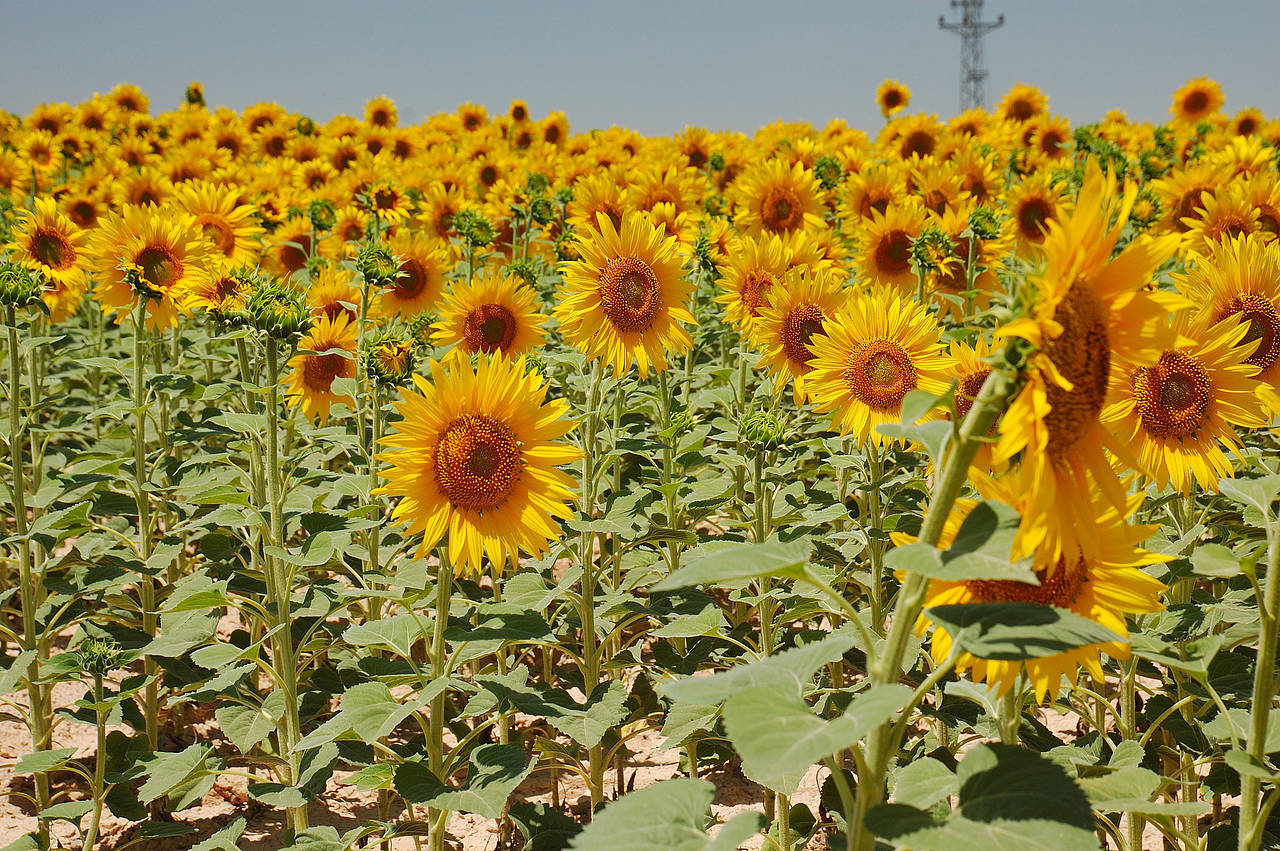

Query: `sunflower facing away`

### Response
(555, 211, 695, 378)
(90, 204, 212, 329)
(433, 267, 547, 359)
(903, 476, 1167, 703)
(749, 265, 846, 406)
(376, 354, 582, 575)
(807, 287, 954, 445)
(994, 160, 1183, 564)
(1103, 310, 1266, 494)
(283, 312, 357, 424)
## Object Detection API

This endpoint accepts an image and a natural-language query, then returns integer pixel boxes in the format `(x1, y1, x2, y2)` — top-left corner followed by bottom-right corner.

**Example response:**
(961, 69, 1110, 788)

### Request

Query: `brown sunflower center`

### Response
(1131, 351, 1211, 440)
(1017, 198, 1052, 242)
(761, 186, 803, 233)
(901, 130, 936, 159)
(136, 246, 181, 291)
(33, 230, 73, 270)
(69, 201, 98, 227)
(1217, 293, 1280, 370)
(1174, 189, 1208, 232)
(1183, 90, 1210, 115)
(599, 257, 660, 332)
(740, 269, 776, 317)
(374, 188, 398, 211)
(1007, 99, 1035, 122)
(953, 366, 992, 423)
(883, 90, 902, 108)
(463, 303, 517, 353)
(843, 340, 917, 410)
(1238, 116, 1259, 136)
(873, 229, 913, 276)
(780, 303, 825, 367)
(479, 165, 499, 187)
(435, 414, 522, 512)
(1043, 278, 1110, 456)
(302, 351, 348, 392)
(199, 216, 236, 256)
(966, 556, 1087, 607)
(396, 259, 430, 299)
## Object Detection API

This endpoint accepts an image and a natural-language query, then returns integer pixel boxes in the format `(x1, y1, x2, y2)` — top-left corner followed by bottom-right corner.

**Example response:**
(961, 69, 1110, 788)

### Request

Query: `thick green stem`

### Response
(82, 674, 108, 850)
(132, 302, 160, 754)
(265, 341, 306, 834)
(8, 307, 49, 844)
(578, 362, 605, 811)
(429, 557, 453, 851)
(1240, 517, 1280, 850)
(848, 361, 1016, 851)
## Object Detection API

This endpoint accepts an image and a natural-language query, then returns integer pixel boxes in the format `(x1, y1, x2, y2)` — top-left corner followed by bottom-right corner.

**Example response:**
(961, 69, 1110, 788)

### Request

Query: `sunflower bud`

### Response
(554, 229, 578, 262)
(521, 352, 549, 383)
(77, 638, 124, 677)
(407, 311, 437, 349)
(206, 267, 255, 326)
(358, 241, 399, 289)
(814, 156, 843, 190)
(506, 260, 538, 289)
(185, 81, 205, 108)
(452, 209, 495, 248)
(693, 231, 719, 279)
(1129, 187, 1161, 231)
(526, 172, 550, 196)
(529, 196, 554, 226)
(967, 207, 1001, 241)
(553, 187, 573, 206)
(366, 332, 415, 386)
(296, 116, 316, 136)
(0, 262, 44, 309)
(910, 226, 954, 276)
(1138, 150, 1170, 180)
(703, 194, 727, 218)
(708, 152, 726, 172)
(742, 409, 786, 449)
(247, 278, 311, 339)
(670, 409, 697, 439)
(308, 199, 337, 233)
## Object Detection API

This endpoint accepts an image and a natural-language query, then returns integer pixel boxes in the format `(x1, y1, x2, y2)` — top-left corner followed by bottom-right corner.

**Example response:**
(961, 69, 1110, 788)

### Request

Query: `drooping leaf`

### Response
(394, 743, 533, 818)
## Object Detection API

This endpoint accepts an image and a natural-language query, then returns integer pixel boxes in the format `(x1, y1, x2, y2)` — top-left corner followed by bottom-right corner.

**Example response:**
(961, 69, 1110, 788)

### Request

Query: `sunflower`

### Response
(263, 216, 314, 278)
(993, 160, 1183, 563)
(366, 181, 410, 226)
(171, 180, 263, 269)
(887, 113, 944, 160)
(307, 265, 360, 323)
(876, 79, 911, 119)
(716, 233, 790, 334)
(541, 112, 570, 147)
(1030, 116, 1072, 160)
(432, 267, 546, 358)
(364, 96, 397, 128)
(905, 478, 1167, 703)
(1005, 173, 1066, 253)
(283, 312, 357, 424)
(1232, 108, 1266, 138)
(373, 231, 451, 319)
(807, 287, 953, 445)
(7, 197, 89, 289)
(944, 336, 1006, 474)
(1178, 234, 1280, 414)
(111, 167, 173, 209)
(458, 102, 488, 133)
(108, 84, 149, 115)
(838, 162, 904, 227)
(1171, 77, 1224, 124)
(749, 265, 845, 405)
(854, 200, 927, 290)
(1180, 183, 1262, 255)
(188, 266, 252, 323)
(1244, 172, 1280, 239)
(375, 354, 581, 575)
(90, 205, 212, 329)
(568, 171, 626, 233)
(626, 164, 706, 217)
(555, 211, 695, 378)
(927, 206, 1010, 321)
(1103, 311, 1266, 494)
(732, 159, 825, 238)
(996, 83, 1048, 123)
(1152, 162, 1230, 235)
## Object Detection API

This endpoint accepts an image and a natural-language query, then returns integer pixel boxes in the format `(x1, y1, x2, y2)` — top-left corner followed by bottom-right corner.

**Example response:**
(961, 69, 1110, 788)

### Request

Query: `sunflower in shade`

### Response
(432, 267, 547, 359)
(375, 354, 581, 575)
(282, 312, 357, 423)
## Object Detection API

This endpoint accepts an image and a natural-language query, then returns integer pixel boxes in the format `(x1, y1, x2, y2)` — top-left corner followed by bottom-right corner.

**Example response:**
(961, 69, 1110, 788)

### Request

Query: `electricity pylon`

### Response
(939, 0, 1005, 111)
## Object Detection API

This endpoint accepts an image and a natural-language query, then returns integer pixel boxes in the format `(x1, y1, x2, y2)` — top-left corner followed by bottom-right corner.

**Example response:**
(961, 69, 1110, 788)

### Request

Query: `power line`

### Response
(938, 0, 1005, 112)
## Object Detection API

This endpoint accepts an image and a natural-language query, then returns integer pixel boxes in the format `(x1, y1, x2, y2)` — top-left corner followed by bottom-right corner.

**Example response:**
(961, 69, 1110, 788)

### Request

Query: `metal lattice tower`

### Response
(938, 0, 1004, 111)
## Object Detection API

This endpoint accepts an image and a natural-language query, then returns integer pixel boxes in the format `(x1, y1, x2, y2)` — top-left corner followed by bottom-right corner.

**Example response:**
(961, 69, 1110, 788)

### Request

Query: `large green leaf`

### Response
(294, 681, 435, 750)
(475, 676, 628, 749)
(660, 632, 857, 706)
(885, 501, 1037, 583)
(567, 778, 763, 851)
(723, 684, 909, 795)
(394, 743, 533, 818)
(926, 603, 1123, 660)
(138, 743, 213, 805)
(652, 538, 810, 591)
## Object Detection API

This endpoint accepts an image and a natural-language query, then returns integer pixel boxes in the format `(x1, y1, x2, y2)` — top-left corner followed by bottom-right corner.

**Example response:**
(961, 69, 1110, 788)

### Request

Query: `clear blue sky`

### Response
(2, 0, 1276, 135)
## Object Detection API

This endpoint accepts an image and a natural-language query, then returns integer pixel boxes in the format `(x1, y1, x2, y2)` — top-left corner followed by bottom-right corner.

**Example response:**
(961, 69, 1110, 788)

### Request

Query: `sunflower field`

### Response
(1, 76, 1280, 851)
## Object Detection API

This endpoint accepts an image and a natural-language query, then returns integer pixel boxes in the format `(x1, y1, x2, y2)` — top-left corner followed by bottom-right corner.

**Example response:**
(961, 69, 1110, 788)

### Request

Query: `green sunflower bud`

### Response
(742, 410, 786, 449)
(967, 207, 1001, 241)
(366, 332, 415, 387)
(77, 638, 124, 677)
(1129, 186, 1162, 231)
(185, 82, 205, 108)
(529, 196, 554, 226)
(910, 226, 954, 275)
(308, 199, 337, 233)
(670, 409, 697, 439)
(407, 310, 437, 349)
(526, 172, 551, 196)
(452, 209, 495, 248)
(247, 278, 311, 339)
(296, 116, 316, 136)
(814, 156, 843, 190)
(0, 262, 44, 309)
(708, 152, 726, 172)
(553, 187, 574, 206)
(358, 241, 400, 288)
(506, 260, 538, 289)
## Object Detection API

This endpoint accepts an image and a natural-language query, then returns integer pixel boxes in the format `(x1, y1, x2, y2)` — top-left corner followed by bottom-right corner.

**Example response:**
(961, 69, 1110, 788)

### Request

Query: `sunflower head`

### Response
(247, 277, 312, 339)
(185, 81, 205, 108)
(358, 241, 400, 289)
(0, 261, 44, 309)
(366, 331, 415, 387)
(876, 79, 911, 119)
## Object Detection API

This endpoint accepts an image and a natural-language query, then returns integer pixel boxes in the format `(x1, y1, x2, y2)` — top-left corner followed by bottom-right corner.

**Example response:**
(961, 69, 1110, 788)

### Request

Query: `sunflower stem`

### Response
(8, 306, 49, 847)
(428, 554, 453, 851)
(264, 338, 307, 835)
(578, 360, 606, 812)
(1240, 509, 1280, 851)
(848, 354, 1016, 851)
(131, 299, 161, 756)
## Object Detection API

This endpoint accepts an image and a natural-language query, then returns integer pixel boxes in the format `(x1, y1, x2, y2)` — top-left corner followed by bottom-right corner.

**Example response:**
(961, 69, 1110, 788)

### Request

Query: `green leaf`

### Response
(725, 684, 908, 795)
(214, 690, 285, 753)
(507, 801, 582, 850)
(868, 745, 1097, 850)
(660, 632, 857, 706)
(138, 744, 212, 805)
(394, 744, 533, 818)
(568, 778, 754, 851)
(190, 817, 247, 851)
(13, 747, 77, 775)
(38, 799, 93, 824)
(886, 501, 1035, 583)
(900, 388, 947, 425)
(1220, 475, 1280, 525)
(294, 682, 433, 751)
(875, 420, 951, 463)
(652, 538, 810, 591)
(1191, 543, 1240, 578)
(476, 676, 628, 749)
(925, 603, 1123, 661)
(342, 612, 425, 659)
(893, 757, 957, 809)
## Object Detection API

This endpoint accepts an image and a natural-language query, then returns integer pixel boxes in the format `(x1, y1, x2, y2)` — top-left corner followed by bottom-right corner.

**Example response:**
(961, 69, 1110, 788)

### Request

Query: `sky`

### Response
(2, 0, 1277, 136)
